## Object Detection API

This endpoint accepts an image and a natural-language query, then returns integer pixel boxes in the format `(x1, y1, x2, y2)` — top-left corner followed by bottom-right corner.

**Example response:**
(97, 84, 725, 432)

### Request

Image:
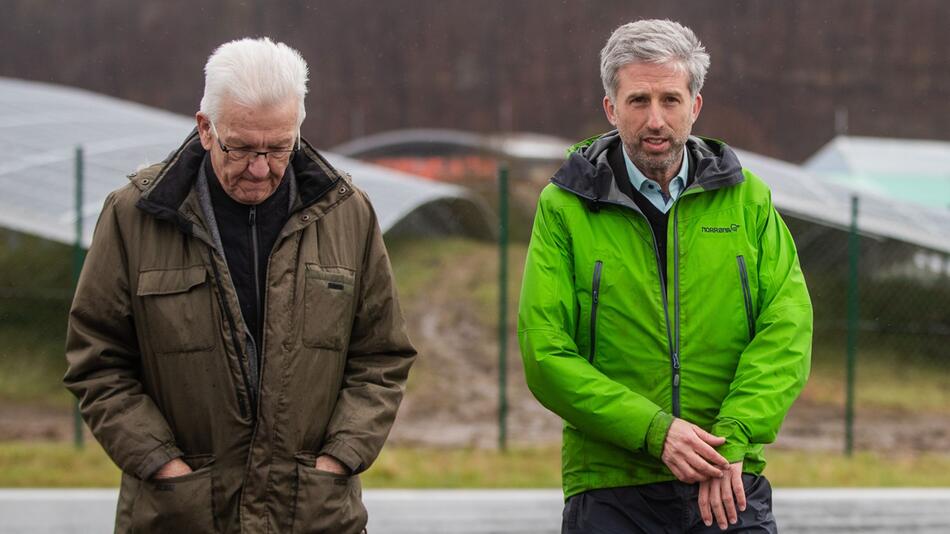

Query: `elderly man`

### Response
(64, 38, 415, 533)
(519, 20, 812, 533)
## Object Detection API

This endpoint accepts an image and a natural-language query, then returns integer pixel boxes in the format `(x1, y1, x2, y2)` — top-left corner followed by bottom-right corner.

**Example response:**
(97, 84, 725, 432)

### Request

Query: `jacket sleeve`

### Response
(319, 194, 417, 473)
(518, 191, 673, 458)
(711, 193, 813, 462)
(63, 192, 182, 480)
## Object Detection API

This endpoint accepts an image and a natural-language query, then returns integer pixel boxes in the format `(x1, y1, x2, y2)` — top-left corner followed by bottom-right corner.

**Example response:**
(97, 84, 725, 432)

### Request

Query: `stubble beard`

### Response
(628, 138, 686, 183)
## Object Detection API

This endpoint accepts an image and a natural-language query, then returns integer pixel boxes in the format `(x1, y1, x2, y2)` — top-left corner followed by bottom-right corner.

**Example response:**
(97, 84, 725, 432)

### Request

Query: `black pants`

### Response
(561, 475, 777, 534)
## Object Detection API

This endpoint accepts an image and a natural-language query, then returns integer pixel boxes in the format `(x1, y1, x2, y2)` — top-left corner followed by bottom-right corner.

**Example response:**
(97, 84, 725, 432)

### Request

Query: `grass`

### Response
(0, 441, 120, 487)
(763, 449, 950, 487)
(3, 441, 950, 488)
(805, 338, 950, 414)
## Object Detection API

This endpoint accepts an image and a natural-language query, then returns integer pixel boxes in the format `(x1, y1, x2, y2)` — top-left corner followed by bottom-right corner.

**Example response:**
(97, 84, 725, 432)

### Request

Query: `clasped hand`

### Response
(660, 418, 746, 530)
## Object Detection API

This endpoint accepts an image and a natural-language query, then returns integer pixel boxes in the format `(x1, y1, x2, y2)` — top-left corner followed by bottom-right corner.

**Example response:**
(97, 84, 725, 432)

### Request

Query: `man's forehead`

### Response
(618, 62, 691, 92)
(218, 99, 298, 127)
(216, 101, 299, 143)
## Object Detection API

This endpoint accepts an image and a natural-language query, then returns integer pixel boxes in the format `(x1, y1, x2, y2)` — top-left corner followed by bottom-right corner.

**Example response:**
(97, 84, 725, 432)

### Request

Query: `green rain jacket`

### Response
(518, 131, 812, 498)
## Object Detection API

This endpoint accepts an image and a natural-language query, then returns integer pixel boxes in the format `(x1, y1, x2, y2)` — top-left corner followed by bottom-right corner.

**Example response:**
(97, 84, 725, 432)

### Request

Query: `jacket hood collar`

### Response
(136, 128, 344, 233)
(551, 130, 744, 207)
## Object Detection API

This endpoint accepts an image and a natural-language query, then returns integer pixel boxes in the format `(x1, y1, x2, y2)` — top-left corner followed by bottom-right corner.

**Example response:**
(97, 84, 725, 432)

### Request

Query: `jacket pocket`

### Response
(303, 265, 356, 350)
(137, 266, 216, 353)
(292, 451, 367, 534)
(131, 454, 216, 533)
(588, 260, 603, 363)
(736, 255, 756, 339)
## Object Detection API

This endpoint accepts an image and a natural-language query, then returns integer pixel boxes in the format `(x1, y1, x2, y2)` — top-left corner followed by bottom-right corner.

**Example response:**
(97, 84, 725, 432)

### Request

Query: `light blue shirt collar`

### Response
(622, 146, 689, 214)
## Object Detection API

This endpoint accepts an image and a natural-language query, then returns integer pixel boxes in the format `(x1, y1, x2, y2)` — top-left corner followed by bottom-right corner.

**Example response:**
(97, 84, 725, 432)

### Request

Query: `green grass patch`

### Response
(764, 449, 950, 487)
(364, 446, 561, 488)
(806, 338, 950, 414)
(0, 441, 120, 487)
(4, 442, 950, 489)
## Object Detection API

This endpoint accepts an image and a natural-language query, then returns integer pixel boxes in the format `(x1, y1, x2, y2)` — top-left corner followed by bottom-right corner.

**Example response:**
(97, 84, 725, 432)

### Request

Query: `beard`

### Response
(624, 130, 688, 180)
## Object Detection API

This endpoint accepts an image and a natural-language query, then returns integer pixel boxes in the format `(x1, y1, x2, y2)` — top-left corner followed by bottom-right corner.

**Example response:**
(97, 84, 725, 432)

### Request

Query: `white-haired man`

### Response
(65, 38, 416, 533)
(519, 20, 812, 532)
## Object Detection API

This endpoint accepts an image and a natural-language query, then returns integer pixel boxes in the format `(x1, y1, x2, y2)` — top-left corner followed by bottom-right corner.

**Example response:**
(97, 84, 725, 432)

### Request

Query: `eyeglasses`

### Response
(209, 119, 298, 164)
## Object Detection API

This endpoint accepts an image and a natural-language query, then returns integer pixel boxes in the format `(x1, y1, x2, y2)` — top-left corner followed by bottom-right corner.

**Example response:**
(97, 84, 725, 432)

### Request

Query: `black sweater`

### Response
(206, 157, 290, 353)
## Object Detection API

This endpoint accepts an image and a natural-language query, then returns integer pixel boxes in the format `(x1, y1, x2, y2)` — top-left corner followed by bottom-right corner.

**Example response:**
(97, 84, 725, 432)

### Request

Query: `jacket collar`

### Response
(135, 128, 347, 236)
(552, 130, 745, 211)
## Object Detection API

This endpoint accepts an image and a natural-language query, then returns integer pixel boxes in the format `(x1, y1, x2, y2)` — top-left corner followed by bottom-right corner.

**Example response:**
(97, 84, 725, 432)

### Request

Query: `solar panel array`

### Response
(1, 78, 947, 254)
(0, 78, 491, 247)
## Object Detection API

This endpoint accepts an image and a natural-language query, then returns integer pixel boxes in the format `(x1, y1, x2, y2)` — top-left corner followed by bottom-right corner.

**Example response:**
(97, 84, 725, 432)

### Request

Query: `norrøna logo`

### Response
(702, 224, 741, 234)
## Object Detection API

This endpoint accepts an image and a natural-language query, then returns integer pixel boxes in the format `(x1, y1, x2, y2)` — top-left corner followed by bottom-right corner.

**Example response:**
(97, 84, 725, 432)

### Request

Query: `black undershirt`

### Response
(206, 156, 290, 353)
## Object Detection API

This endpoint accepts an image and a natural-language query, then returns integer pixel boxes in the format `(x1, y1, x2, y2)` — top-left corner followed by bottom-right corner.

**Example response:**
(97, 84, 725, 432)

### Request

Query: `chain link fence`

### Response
(784, 210, 950, 454)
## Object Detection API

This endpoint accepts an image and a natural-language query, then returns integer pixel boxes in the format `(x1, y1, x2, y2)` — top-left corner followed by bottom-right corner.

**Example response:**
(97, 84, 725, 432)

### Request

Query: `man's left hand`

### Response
(698, 461, 746, 530)
(314, 454, 350, 475)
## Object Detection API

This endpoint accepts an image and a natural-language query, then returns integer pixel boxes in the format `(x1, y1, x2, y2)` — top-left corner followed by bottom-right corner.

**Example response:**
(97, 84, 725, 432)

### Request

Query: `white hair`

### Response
(600, 19, 710, 100)
(199, 37, 309, 128)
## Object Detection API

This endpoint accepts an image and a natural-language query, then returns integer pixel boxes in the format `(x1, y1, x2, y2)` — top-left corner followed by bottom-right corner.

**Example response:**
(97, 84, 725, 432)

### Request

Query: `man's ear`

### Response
(691, 93, 703, 122)
(196, 113, 213, 151)
(603, 95, 618, 127)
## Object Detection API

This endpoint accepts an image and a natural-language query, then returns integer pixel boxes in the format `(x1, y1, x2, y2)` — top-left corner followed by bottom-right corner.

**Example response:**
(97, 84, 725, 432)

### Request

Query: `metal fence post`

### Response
(498, 164, 509, 451)
(73, 146, 85, 450)
(845, 195, 860, 456)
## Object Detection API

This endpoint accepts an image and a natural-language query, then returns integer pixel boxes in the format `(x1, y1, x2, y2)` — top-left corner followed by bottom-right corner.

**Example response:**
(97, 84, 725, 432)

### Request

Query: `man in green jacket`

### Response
(64, 38, 415, 533)
(518, 19, 812, 532)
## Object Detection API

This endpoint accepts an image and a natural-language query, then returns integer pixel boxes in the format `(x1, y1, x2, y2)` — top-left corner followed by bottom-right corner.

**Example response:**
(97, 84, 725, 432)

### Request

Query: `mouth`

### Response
(239, 175, 273, 186)
(641, 136, 670, 151)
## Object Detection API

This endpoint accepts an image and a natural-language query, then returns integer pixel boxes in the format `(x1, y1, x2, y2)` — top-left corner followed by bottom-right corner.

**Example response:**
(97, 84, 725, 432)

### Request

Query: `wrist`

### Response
(645, 411, 674, 458)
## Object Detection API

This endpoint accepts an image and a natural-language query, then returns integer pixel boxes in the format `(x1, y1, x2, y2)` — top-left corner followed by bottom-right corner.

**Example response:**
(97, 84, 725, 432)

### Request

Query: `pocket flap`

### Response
(305, 264, 355, 287)
(137, 266, 208, 296)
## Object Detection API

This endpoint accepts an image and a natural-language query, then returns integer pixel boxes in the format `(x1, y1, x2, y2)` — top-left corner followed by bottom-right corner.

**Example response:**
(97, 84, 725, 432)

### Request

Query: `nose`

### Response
(646, 102, 666, 130)
(246, 154, 270, 178)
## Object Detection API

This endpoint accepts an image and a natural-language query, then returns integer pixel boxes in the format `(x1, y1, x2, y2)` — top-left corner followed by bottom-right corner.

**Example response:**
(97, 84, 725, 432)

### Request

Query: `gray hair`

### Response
(199, 37, 309, 128)
(600, 19, 710, 100)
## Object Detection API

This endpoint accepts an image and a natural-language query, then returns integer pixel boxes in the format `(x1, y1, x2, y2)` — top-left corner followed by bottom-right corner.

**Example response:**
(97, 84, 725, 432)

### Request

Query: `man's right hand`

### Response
(152, 458, 192, 480)
(660, 418, 729, 483)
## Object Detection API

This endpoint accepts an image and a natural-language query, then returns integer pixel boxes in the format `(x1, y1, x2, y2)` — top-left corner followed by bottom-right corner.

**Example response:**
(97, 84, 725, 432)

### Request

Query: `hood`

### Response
(552, 130, 745, 210)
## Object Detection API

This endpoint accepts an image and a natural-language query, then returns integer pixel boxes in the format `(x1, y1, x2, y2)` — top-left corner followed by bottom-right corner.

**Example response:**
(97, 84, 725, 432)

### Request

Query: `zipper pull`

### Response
(592, 288, 599, 304)
(248, 206, 256, 227)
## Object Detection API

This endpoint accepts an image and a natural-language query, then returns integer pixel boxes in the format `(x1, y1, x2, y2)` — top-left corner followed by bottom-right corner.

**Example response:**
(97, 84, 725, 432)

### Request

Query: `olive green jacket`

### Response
(64, 130, 416, 533)
(519, 132, 812, 498)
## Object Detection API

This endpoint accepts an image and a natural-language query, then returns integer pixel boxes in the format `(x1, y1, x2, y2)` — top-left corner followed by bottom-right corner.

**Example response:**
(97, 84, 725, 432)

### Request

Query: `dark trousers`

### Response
(562, 474, 777, 534)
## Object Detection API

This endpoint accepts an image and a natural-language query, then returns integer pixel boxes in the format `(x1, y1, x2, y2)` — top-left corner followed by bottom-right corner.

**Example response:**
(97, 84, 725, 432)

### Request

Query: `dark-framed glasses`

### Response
(209, 119, 298, 163)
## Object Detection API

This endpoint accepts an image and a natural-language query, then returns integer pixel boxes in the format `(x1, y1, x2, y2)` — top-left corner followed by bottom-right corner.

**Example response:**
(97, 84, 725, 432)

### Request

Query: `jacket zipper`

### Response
(589, 260, 603, 363)
(671, 204, 683, 418)
(246, 207, 263, 416)
(209, 257, 252, 419)
(736, 255, 756, 338)
(638, 211, 678, 417)
(249, 207, 262, 341)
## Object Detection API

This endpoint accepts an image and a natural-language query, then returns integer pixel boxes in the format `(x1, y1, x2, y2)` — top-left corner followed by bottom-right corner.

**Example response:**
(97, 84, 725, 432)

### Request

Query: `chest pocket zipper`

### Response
(589, 260, 603, 363)
(736, 255, 756, 339)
